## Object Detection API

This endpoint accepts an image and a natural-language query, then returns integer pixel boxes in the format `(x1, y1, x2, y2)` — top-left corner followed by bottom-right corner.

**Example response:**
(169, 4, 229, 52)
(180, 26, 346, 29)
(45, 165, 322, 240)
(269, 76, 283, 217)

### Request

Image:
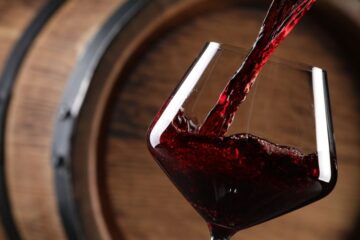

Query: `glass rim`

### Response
(207, 41, 326, 73)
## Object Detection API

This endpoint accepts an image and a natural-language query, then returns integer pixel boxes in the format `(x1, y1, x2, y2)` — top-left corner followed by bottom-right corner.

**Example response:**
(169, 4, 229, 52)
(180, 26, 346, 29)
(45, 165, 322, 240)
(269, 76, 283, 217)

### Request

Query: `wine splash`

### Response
(199, 0, 316, 136)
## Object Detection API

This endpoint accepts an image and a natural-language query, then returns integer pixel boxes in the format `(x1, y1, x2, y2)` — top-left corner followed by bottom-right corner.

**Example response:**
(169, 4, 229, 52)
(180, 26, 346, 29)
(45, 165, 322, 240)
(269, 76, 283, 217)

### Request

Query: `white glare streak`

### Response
(149, 42, 220, 147)
(312, 67, 331, 183)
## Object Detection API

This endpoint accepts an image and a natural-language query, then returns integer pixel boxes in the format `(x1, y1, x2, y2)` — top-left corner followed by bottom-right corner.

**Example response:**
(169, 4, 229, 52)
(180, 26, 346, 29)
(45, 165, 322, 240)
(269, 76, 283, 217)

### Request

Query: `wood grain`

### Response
(5, 0, 125, 239)
(0, 0, 46, 74)
(0, 0, 47, 238)
(104, 3, 360, 240)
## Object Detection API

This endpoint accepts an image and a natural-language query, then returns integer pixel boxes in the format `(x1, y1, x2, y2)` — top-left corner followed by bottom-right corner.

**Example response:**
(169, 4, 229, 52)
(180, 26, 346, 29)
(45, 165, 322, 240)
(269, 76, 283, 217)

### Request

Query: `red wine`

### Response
(199, 0, 316, 136)
(148, 123, 335, 233)
(147, 0, 336, 236)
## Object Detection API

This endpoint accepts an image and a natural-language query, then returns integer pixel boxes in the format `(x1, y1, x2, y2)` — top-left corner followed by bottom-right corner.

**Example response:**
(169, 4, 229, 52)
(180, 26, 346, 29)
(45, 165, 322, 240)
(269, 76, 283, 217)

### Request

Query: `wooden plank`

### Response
(5, 0, 125, 239)
(0, 0, 47, 238)
(0, 0, 46, 74)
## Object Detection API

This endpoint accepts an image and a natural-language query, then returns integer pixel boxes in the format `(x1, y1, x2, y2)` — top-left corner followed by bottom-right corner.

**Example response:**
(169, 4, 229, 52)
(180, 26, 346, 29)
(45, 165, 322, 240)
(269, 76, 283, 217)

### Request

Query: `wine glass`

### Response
(146, 42, 337, 240)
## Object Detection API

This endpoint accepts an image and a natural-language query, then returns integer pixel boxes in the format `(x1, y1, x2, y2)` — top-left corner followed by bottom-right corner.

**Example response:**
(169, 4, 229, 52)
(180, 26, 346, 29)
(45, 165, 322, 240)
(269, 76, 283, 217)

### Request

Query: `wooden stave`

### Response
(3, 0, 142, 239)
(0, 1, 56, 239)
(71, 0, 358, 239)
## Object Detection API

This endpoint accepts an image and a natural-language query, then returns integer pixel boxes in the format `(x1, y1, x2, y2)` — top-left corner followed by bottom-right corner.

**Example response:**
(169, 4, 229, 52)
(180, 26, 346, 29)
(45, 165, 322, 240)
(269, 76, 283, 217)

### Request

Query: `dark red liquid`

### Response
(148, 123, 336, 234)
(147, 0, 336, 236)
(200, 0, 317, 136)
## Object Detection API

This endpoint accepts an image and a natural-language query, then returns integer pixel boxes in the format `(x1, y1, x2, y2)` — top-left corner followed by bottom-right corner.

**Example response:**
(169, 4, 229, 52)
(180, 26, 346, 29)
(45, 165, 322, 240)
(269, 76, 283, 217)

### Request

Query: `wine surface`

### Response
(148, 124, 334, 233)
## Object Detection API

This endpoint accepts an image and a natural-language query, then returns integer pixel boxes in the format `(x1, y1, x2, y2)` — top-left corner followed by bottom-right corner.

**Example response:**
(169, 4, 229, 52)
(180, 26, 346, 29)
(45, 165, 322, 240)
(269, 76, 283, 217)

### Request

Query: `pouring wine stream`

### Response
(199, 0, 316, 137)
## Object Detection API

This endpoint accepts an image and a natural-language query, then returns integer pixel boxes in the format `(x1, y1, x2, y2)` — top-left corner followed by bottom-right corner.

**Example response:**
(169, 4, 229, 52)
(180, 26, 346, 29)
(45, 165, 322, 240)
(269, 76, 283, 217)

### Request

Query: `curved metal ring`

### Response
(52, 1, 149, 239)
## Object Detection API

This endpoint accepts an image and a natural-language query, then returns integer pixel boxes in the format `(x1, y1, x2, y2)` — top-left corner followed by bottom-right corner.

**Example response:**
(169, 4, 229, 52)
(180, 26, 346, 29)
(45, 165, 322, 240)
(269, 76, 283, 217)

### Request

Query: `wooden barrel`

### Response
(0, 0, 359, 240)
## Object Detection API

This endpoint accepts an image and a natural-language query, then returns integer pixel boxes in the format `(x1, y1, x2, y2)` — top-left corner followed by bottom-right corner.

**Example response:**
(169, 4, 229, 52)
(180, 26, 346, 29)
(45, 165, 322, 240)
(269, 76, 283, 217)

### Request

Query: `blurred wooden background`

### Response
(0, 0, 359, 239)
